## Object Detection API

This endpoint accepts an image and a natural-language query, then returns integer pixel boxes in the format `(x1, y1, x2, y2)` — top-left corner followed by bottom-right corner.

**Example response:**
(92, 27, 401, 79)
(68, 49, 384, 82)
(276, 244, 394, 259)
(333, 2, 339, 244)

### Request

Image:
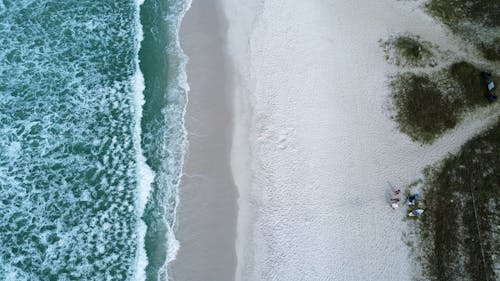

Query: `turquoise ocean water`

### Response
(0, 0, 189, 280)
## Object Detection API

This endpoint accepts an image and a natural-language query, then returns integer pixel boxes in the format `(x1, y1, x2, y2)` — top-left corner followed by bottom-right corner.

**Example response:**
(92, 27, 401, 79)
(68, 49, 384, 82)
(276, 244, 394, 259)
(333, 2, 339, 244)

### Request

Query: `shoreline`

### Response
(170, 0, 238, 281)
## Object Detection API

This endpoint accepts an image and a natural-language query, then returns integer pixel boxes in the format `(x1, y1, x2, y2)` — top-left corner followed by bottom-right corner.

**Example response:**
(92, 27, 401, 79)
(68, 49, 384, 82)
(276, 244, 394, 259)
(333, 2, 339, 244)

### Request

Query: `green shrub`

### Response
(382, 34, 437, 67)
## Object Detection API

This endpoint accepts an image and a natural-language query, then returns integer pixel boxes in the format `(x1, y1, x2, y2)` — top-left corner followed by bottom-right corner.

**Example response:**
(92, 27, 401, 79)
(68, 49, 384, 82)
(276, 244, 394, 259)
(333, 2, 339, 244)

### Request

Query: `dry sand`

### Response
(169, 1, 237, 281)
(221, 0, 498, 280)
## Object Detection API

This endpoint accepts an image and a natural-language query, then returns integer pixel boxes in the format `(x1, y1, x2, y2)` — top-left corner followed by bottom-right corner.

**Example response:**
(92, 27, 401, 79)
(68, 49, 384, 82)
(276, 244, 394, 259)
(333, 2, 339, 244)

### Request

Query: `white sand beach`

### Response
(173, 0, 499, 280)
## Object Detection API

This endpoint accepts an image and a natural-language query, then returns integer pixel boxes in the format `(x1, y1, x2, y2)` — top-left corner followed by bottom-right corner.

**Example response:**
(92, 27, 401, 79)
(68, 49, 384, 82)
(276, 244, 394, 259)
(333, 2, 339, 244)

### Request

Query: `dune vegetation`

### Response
(426, 0, 500, 60)
(381, 34, 438, 67)
(410, 119, 499, 281)
(390, 61, 495, 144)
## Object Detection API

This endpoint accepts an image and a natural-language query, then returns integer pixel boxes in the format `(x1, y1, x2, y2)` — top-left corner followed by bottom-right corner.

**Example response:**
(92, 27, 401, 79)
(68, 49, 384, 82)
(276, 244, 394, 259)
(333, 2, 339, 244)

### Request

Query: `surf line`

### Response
(132, 0, 155, 280)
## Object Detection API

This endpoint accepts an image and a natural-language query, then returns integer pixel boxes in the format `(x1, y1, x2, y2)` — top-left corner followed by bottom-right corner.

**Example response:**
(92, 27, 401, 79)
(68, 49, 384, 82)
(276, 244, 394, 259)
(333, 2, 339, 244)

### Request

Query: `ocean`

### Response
(0, 0, 189, 280)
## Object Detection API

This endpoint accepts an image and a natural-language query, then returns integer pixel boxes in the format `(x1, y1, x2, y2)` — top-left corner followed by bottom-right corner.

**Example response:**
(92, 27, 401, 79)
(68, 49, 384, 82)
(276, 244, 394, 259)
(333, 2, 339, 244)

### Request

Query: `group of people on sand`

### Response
(390, 188, 424, 216)
(390, 189, 402, 209)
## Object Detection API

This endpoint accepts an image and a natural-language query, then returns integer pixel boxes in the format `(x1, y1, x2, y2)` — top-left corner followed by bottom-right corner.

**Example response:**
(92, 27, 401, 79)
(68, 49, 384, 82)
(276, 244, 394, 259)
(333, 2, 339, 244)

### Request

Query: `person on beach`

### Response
(390, 188, 401, 209)
(407, 193, 420, 206)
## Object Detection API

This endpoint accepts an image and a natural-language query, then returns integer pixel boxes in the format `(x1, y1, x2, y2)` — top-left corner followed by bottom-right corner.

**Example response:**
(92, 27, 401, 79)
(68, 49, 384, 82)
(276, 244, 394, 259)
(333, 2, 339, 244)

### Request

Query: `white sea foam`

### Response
(161, 0, 192, 268)
(132, 1, 155, 280)
(0, 1, 147, 279)
(131, 0, 194, 279)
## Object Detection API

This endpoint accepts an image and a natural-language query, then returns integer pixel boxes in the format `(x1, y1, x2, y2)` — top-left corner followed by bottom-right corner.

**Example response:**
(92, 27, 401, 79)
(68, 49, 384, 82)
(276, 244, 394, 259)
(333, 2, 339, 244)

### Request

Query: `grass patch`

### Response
(448, 62, 491, 106)
(382, 34, 438, 67)
(390, 73, 460, 143)
(390, 61, 496, 143)
(479, 38, 500, 61)
(426, 0, 500, 60)
(411, 119, 500, 281)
